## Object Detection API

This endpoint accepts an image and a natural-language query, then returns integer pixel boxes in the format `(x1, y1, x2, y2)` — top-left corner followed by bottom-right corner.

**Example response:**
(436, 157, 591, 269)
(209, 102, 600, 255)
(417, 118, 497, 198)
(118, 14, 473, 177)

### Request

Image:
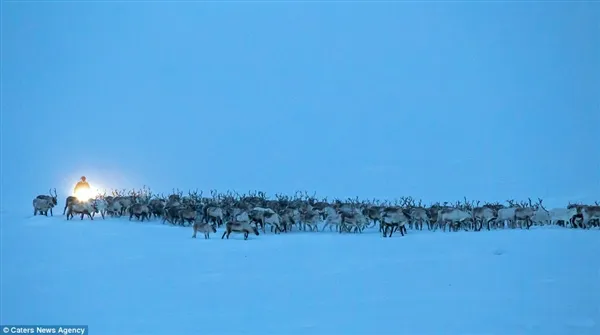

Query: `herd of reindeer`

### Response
(33, 187, 600, 240)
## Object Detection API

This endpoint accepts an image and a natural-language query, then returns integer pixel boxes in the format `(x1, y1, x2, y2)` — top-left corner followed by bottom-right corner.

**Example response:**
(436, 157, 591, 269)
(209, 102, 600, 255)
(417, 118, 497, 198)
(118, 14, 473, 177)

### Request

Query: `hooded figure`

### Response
(74, 176, 91, 195)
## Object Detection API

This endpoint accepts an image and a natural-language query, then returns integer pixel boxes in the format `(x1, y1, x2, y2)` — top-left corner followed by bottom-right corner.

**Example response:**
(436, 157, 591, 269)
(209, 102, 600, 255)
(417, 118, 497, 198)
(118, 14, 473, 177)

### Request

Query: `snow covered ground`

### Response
(1, 211, 599, 335)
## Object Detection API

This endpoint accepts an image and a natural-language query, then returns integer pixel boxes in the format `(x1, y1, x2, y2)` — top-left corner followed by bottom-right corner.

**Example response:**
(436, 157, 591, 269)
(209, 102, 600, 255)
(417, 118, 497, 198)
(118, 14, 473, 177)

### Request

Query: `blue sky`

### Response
(2, 1, 598, 208)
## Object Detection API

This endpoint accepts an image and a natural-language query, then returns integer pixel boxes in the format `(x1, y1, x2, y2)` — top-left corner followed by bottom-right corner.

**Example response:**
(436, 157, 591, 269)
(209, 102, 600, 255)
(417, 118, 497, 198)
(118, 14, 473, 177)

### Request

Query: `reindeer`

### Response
(408, 207, 430, 231)
(335, 200, 356, 217)
(497, 200, 519, 229)
(165, 190, 183, 208)
(35, 188, 58, 216)
(163, 205, 182, 225)
(92, 197, 108, 219)
(578, 205, 600, 229)
(178, 207, 197, 226)
(263, 210, 283, 233)
(310, 199, 330, 220)
(192, 222, 217, 239)
(114, 189, 135, 216)
(531, 198, 550, 226)
(148, 198, 166, 218)
(361, 205, 383, 229)
(221, 220, 260, 240)
(129, 203, 150, 222)
(105, 196, 123, 217)
(472, 203, 497, 231)
(66, 200, 97, 220)
(513, 198, 538, 229)
(248, 207, 274, 232)
(228, 207, 251, 223)
(299, 207, 321, 232)
(436, 208, 472, 232)
(63, 196, 78, 215)
(203, 205, 225, 227)
(381, 207, 410, 237)
(33, 198, 55, 216)
(549, 207, 579, 227)
(278, 207, 299, 232)
(426, 203, 445, 227)
(322, 206, 342, 232)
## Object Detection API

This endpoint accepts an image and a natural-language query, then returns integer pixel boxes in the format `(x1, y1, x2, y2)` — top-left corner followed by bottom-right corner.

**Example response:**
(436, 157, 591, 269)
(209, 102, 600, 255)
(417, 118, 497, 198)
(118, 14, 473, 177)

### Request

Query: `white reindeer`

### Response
(322, 206, 342, 232)
(496, 206, 516, 229)
(263, 211, 283, 233)
(66, 200, 97, 220)
(532, 207, 550, 226)
(579, 206, 600, 229)
(436, 208, 472, 232)
(381, 208, 410, 237)
(92, 198, 108, 219)
(549, 207, 578, 227)
(33, 198, 55, 216)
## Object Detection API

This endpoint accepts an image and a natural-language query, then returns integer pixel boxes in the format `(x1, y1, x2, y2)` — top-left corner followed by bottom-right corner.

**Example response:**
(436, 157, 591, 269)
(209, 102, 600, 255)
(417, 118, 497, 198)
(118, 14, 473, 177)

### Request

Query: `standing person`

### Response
(74, 176, 91, 199)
